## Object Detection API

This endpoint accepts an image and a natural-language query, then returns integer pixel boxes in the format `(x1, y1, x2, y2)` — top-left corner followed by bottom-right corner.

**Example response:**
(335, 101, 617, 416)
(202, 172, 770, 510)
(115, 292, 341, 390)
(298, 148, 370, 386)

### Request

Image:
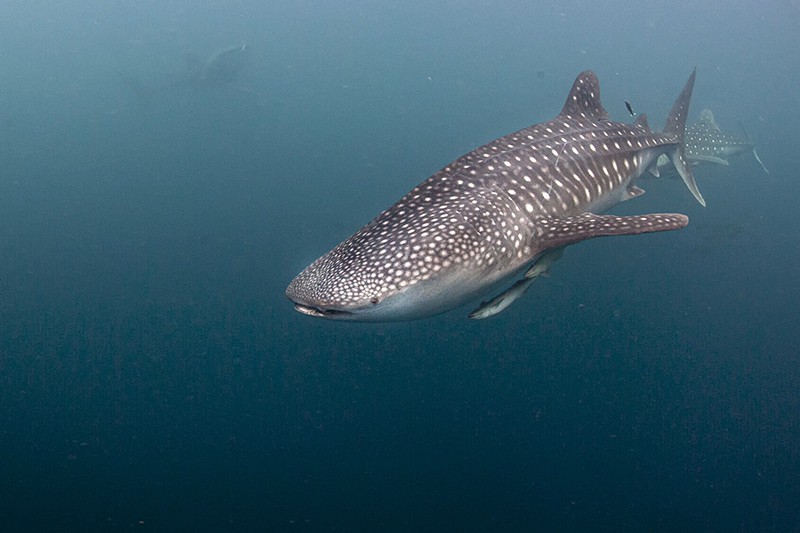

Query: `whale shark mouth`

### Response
(292, 303, 354, 318)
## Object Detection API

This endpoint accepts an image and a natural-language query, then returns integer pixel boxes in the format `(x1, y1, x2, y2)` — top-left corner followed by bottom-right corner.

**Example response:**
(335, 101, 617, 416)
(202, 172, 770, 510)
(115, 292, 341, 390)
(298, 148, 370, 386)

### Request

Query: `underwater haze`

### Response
(1, 1, 799, 530)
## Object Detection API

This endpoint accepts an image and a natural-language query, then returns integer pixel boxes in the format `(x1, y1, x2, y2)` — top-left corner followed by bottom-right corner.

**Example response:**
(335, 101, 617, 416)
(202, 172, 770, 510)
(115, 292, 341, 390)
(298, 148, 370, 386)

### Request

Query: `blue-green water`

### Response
(1, 1, 798, 530)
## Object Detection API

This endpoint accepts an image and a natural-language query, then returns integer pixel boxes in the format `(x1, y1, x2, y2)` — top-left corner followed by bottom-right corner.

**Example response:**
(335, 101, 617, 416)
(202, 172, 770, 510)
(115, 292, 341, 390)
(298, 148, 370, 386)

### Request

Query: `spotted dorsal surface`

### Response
(287, 70, 700, 321)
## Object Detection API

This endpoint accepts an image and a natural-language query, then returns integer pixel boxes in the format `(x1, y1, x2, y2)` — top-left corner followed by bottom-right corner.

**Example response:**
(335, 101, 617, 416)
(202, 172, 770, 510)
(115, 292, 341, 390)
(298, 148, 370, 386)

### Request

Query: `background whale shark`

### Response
(182, 42, 249, 87)
(119, 42, 253, 106)
(657, 108, 769, 174)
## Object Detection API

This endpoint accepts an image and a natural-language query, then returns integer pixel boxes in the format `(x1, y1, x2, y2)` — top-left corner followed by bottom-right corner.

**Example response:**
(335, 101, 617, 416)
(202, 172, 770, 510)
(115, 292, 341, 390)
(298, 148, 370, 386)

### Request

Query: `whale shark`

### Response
(657, 108, 769, 174)
(120, 43, 252, 105)
(183, 42, 249, 87)
(286, 70, 702, 321)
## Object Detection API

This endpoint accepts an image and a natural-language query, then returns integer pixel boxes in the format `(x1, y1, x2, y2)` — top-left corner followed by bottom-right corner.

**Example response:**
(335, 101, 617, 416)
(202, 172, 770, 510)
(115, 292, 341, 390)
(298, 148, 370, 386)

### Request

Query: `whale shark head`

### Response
(286, 264, 481, 321)
(285, 202, 507, 321)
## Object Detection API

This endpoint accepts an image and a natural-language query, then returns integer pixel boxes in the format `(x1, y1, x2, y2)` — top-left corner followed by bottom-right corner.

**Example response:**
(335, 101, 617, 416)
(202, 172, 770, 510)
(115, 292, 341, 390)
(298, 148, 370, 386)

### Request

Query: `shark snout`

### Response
(285, 267, 375, 320)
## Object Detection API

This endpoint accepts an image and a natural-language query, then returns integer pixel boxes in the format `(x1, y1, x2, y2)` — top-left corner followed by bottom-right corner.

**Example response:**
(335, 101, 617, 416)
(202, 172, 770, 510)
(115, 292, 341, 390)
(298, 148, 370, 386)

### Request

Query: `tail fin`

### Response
(664, 69, 706, 207)
(738, 121, 770, 175)
(752, 148, 770, 175)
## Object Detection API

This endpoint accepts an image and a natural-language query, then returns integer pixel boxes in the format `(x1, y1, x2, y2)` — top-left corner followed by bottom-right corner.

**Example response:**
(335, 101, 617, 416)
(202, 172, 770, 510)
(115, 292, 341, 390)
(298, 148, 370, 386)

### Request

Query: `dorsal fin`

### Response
(698, 108, 721, 132)
(633, 113, 651, 131)
(560, 71, 609, 120)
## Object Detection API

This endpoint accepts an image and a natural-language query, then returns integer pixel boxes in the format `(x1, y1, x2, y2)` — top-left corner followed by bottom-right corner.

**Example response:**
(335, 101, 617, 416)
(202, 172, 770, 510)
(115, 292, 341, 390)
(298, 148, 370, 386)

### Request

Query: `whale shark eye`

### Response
(370, 297, 379, 305)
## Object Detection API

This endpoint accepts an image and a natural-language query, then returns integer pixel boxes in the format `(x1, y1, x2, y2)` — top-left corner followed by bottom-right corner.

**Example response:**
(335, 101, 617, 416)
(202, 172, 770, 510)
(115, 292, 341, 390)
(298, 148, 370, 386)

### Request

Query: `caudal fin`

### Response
(752, 148, 770, 175)
(738, 121, 770, 175)
(664, 69, 706, 207)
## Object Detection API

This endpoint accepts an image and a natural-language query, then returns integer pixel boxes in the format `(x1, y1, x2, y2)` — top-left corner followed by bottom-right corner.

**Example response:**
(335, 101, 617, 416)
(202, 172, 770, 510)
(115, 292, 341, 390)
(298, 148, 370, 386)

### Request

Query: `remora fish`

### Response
(467, 247, 563, 320)
(657, 108, 769, 174)
(286, 70, 702, 321)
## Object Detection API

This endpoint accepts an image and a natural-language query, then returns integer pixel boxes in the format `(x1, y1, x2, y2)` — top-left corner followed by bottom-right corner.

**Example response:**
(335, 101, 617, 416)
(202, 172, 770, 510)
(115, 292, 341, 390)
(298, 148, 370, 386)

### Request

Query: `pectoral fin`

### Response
(534, 212, 689, 252)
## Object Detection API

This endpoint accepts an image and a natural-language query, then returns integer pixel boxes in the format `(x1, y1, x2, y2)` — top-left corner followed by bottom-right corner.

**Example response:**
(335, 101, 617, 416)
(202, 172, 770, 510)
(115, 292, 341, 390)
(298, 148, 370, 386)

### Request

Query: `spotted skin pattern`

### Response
(287, 71, 701, 321)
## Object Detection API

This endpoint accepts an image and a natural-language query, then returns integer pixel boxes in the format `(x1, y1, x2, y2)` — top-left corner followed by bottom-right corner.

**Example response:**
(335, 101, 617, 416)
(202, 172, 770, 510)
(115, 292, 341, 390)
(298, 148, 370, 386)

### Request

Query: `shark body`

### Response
(286, 70, 703, 321)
